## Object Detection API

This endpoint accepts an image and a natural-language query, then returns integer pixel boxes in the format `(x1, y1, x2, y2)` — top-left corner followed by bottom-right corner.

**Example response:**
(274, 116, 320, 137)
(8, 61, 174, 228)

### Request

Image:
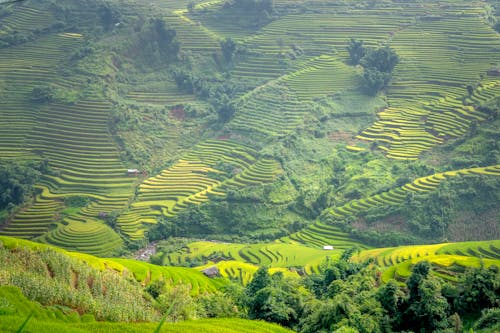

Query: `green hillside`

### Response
(0, 286, 291, 333)
(0, 0, 499, 331)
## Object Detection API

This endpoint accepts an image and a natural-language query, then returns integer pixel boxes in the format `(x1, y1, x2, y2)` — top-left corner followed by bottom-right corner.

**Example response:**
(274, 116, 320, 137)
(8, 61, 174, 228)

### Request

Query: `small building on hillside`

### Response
(323, 245, 334, 250)
(127, 169, 139, 176)
(201, 266, 220, 278)
(487, 68, 500, 76)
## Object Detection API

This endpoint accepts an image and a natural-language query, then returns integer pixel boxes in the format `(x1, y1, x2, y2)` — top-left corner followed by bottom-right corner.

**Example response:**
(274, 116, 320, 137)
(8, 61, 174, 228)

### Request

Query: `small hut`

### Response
(201, 266, 220, 278)
(127, 169, 139, 176)
(323, 245, 334, 250)
(487, 68, 500, 76)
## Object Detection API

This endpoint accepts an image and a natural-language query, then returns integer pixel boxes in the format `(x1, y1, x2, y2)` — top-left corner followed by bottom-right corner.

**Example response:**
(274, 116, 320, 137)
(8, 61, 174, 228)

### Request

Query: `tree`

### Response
(246, 267, 271, 296)
(247, 271, 304, 327)
(458, 265, 499, 314)
(215, 93, 237, 123)
(402, 262, 450, 332)
(145, 18, 180, 61)
(99, 4, 119, 31)
(362, 68, 390, 95)
(405, 277, 450, 332)
(377, 279, 403, 320)
(31, 85, 54, 103)
(361, 46, 399, 73)
(0, 161, 45, 210)
(346, 38, 365, 65)
(494, 21, 500, 33)
(406, 261, 430, 301)
(358, 45, 399, 95)
(220, 37, 238, 63)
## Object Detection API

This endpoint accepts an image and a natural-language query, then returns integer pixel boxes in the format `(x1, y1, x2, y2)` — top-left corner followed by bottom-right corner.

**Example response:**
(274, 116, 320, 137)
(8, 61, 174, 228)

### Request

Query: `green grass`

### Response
(0, 236, 224, 296)
(0, 286, 292, 332)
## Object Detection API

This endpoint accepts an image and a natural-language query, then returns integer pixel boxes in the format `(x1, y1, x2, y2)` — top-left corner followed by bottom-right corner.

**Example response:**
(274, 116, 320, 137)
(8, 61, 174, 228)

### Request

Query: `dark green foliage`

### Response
(198, 292, 240, 318)
(146, 279, 166, 299)
(494, 21, 500, 33)
(406, 261, 431, 300)
(0, 160, 48, 211)
(300, 266, 387, 333)
(64, 196, 91, 208)
(246, 267, 271, 296)
(31, 85, 55, 103)
(346, 38, 365, 65)
(138, 18, 180, 64)
(305, 249, 365, 298)
(403, 277, 450, 332)
(360, 46, 400, 73)
(351, 44, 399, 95)
(246, 269, 303, 328)
(151, 18, 180, 59)
(458, 265, 500, 314)
(99, 4, 120, 31)
(362, 68, 390, 95)
(216, 94, 237, 123)
(0, 31, 34, 49)
(220, 37, 238, 63)
(474, 308, 500, 330)
(377, 279, 403, 320)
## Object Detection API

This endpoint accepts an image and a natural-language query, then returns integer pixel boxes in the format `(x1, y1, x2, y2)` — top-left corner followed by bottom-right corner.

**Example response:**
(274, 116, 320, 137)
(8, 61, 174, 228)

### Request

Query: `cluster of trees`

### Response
(99, 3, 120, 32)
(0, 160, 49, 213)
(138, 18, 180, 64)
(347, 38, 400, 95)
(245, 255, 499, 332)
(146, 248, 499, 332)
(171, 65, 247, 123)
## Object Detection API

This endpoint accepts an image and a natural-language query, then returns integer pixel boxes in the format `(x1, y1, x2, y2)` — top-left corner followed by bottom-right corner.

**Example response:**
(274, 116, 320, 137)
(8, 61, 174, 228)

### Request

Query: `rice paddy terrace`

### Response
(117, 139, 283, 240)
(0, 4, 135, 256)
(0, 0, 499, 280)
(352, 240, 500, 283)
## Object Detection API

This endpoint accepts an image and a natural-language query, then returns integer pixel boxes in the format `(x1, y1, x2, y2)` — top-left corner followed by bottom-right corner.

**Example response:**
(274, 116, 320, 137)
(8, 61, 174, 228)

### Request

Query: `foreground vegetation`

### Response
(1, 237, 498, 332)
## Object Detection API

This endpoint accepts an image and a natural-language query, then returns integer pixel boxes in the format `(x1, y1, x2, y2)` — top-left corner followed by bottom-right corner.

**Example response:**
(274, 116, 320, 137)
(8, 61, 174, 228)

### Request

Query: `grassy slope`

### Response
(0, 236, 225, 295)
(0, 286, 291, 333)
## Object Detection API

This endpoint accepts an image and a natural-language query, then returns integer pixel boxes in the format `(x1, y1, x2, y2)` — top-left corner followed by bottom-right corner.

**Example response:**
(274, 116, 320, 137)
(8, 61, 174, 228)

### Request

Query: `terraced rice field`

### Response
(353, 240, 500, 282)
(280, 55, 360, 100)
(358, 15, 500, 160)
(1, 97, 136, 255)
(0, 5, 54, 35)
(323, 164, 500, 220)
(39, 220, 123, 257)
(0, 9, 135, 255)
(158, 239, 345, 282)
(117, 139, 283, 239)
(0, 33, 83, 160)
(229, 82, 311, 138)
(283, 223, 369, 250)
(111, 258, 227, 295)
(162, 241, 340, 274)
(197, 260, 301, 285)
